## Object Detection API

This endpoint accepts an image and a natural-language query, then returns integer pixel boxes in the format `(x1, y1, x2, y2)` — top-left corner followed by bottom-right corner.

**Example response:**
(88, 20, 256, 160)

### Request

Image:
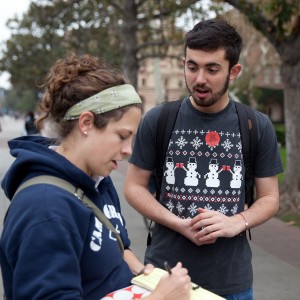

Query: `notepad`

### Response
(131, 268, 225, 300)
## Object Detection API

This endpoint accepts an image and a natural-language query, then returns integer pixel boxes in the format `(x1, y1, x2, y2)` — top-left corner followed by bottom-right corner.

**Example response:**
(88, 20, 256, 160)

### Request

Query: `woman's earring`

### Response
(83, 131, 88, 135)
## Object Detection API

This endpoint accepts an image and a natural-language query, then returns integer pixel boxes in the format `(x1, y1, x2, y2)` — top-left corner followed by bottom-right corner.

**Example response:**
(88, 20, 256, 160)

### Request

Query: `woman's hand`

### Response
(149, 262, 191, 300)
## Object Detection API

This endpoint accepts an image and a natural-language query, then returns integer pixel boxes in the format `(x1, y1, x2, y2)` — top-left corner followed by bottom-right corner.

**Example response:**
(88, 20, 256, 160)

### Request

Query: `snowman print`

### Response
(182, 157, 201, 186)
(164, 157, 176, 184)
(204, 158, 223, 187)
(229, 160, 243, 188)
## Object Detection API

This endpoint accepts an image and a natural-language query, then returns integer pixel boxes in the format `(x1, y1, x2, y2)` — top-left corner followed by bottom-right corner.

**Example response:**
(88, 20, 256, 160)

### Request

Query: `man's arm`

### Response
(124, 164, 201, 243)
(236, 175, 280, 228)
(191, 175, 280, 242)
(124, 164, 179, 226)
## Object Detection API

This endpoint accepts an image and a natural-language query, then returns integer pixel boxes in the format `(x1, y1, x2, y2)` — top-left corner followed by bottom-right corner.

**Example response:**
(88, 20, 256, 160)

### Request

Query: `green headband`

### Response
(63, 84, 142, 121)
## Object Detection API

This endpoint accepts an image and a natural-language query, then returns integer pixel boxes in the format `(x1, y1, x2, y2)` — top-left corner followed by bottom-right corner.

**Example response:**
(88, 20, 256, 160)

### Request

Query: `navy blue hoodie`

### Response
(0, 136, 133, 299)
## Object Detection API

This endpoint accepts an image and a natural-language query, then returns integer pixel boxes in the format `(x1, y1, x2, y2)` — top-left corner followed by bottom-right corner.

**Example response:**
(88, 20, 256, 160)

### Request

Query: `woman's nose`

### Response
(122, 141, 132, 156)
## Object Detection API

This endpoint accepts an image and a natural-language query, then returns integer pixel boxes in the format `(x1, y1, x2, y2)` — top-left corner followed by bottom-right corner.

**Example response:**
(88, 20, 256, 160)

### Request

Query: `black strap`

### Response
(235, 102, 258, 240)
(234, 102, 258, 208)
(147, 100, 182, 246)
(12, 175, 124, 254)
(155, 100, 182, 199)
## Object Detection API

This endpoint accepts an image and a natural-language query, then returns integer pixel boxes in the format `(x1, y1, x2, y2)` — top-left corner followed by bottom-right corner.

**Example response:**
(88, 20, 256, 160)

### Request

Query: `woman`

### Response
(0, 53, 191, 300)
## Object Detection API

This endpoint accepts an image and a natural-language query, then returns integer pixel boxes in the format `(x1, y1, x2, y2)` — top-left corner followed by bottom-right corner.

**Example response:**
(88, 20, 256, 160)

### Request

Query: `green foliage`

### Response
(264, 0, 300, 37)
(278, 146, 286, 183)
(274, 123, 285, 147)
(280, 213, 300, 228)
(0, 0, 123, 109)
(4, 88, 37, 113)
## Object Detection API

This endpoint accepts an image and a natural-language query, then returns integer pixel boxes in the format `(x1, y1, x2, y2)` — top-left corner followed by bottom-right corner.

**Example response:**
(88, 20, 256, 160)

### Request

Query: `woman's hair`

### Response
(37, 52, 141, 138)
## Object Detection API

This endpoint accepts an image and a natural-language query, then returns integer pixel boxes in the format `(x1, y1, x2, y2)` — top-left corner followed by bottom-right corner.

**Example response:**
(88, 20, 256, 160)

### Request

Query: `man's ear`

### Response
(78, 111, 94, 134)
(230, 64, 242, 80)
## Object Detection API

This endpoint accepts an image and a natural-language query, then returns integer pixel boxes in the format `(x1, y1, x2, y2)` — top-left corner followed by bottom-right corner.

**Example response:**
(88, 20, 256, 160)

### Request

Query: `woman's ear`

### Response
(78, 111, 94, 134)
(230, 64, 242, 80)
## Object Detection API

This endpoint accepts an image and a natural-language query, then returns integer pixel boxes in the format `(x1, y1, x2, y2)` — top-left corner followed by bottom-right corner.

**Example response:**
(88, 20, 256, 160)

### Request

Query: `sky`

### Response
(0, 0, 32, 89)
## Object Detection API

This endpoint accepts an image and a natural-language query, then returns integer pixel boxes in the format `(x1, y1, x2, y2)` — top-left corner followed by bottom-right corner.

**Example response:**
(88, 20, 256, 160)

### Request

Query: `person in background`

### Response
(124, 19, 283, 300)
(0, 52, 191, 300)
(24, 110, 40, 135)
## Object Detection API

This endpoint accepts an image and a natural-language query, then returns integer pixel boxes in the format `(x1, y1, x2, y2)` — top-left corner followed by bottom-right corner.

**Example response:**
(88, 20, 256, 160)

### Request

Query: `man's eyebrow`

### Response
(206, 62, 222, 68)
(186, 60, 222, 68)
(186, 59, 197, 65)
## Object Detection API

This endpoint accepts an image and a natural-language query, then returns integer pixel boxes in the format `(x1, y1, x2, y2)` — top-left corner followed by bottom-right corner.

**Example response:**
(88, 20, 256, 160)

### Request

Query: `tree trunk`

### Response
(120, 0, 139, 89)
(224, 0, 300, 215)
(278, 53, 300, 214)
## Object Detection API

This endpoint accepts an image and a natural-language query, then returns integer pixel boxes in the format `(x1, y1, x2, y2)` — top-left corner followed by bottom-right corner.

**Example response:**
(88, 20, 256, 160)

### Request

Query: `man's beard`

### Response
(186, 74, 230, 108)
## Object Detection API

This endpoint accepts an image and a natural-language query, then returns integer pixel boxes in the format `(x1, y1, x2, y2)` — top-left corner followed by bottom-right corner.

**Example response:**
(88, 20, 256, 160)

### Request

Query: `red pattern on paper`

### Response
(101, 285, 150, 299)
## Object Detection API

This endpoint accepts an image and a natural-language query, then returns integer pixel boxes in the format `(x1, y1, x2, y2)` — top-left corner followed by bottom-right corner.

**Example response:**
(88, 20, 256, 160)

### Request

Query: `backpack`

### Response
(150, 99, 257, 240)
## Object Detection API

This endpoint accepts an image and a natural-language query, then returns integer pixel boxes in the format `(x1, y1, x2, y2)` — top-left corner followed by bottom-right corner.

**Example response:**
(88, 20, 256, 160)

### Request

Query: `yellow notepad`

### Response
(131, 268, 225, 300)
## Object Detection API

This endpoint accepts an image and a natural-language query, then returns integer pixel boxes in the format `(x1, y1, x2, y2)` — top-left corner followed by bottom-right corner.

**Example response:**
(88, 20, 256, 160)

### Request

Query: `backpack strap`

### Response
(154, 100, 182, 199)
(234, 102, 258, 208)
(147, 100, 182, 245)
(12, 175, 124, 254)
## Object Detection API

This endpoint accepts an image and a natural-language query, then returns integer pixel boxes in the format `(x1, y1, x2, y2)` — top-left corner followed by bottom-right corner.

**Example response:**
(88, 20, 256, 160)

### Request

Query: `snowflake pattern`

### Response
(176, 202, 185, 214)
(175, 136, 188, 149)
(231, 204, 238, 214)
(191, 137, 203, 150)
(236, 141, 242, 153)
(218, 204, 229, 214)
(221, 139, 234, 152)
(166, 200, 174, 212)
(188, 203, 198, 216)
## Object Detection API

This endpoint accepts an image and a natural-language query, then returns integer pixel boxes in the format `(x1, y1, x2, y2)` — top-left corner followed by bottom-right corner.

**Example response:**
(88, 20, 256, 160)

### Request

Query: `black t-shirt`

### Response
(129, 98, 283, 295)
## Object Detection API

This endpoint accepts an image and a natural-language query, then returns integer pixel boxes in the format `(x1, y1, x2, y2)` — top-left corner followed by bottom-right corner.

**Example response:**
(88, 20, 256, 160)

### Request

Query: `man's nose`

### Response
(196, 70, 207, 84)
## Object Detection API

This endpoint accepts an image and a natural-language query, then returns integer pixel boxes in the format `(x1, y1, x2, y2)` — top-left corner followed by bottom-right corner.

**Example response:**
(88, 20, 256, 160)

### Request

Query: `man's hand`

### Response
(190, 208, 244, 243)
(174, 218, 217, 246)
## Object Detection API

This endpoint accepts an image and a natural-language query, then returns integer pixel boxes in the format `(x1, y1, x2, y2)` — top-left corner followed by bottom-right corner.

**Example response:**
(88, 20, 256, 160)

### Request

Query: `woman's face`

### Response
(80, 106, 141, 177)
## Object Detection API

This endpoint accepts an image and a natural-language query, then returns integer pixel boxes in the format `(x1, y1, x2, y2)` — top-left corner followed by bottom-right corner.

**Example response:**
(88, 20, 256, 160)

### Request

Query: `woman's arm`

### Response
(123, 249, 146, 276)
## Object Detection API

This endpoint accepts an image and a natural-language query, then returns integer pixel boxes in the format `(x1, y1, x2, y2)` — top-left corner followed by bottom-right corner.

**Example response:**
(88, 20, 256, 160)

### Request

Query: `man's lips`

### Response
(193, 86, 210, 97)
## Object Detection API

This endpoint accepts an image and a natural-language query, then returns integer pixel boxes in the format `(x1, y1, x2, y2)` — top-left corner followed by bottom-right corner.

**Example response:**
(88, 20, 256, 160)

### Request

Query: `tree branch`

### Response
(138, 0, 199, 23)
(137, 40, 182, 51)
(138, 53, 182, 62)
(224, 0, 280, 45)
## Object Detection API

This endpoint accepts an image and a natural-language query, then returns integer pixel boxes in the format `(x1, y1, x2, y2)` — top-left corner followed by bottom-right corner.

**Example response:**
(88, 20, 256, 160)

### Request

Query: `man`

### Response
(24, 111, 40, 135)
(124, 19, 283, 300)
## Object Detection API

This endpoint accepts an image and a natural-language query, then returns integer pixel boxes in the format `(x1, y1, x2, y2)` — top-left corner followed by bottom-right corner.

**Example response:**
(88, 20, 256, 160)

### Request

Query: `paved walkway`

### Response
(0, 116, 300, 300)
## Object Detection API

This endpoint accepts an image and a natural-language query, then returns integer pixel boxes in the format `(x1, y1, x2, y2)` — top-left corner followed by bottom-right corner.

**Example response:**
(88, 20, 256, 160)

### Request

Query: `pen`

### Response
(164, 261, 172, 275)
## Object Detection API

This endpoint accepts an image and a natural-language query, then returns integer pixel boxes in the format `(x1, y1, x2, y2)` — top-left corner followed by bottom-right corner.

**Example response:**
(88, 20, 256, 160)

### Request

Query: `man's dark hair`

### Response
(184, 19, 243, 69)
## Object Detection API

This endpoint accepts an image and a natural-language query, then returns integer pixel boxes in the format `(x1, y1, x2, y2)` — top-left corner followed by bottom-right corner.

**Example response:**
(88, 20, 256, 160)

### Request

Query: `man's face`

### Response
(183, 48, 239, 113)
